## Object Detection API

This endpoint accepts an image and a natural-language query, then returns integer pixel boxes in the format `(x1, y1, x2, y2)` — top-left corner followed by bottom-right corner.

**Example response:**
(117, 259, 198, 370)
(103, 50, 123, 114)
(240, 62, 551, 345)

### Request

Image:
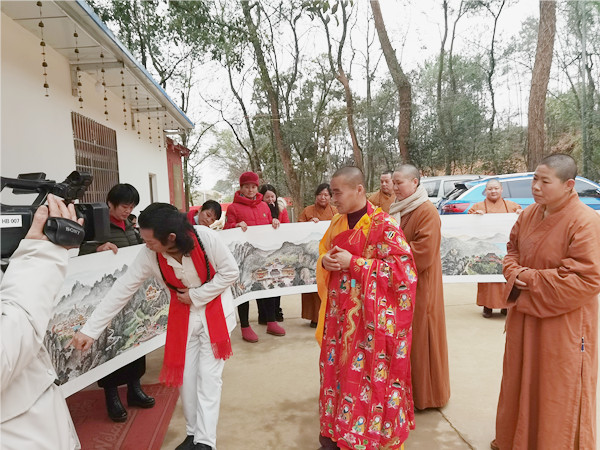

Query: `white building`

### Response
(1, 0, 194, 211)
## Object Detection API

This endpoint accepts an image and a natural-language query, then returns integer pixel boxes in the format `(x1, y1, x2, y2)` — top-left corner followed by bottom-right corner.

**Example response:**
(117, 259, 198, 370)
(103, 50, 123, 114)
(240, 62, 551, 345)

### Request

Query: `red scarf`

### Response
(157, 233, 233, 387)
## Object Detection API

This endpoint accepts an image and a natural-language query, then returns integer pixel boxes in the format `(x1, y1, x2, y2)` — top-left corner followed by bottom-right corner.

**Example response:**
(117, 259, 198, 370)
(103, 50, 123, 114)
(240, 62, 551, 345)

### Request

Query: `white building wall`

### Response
(1, 12, 171, 214)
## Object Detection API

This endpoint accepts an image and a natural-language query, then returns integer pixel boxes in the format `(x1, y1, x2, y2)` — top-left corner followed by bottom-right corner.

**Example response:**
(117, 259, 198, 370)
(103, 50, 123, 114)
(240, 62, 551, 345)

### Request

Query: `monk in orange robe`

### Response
(390, 164, 450, 410)
(492, 154, 600, 450)
(316, 167, 417, 450)
(299, 183, 339, 327)
(368, 171, 395, 213)
(468, 179, 521, 318)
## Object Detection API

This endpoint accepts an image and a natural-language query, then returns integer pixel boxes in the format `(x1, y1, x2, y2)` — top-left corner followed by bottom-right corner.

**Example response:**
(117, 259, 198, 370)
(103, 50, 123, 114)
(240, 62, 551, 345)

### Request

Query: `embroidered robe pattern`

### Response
(317, 207, 417, 449)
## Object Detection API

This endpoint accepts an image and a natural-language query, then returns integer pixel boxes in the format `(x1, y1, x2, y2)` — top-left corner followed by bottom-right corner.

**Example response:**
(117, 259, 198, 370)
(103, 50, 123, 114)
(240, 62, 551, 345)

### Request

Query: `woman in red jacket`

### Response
(224, 172, 286, 343)
(258, 184, 290, 325)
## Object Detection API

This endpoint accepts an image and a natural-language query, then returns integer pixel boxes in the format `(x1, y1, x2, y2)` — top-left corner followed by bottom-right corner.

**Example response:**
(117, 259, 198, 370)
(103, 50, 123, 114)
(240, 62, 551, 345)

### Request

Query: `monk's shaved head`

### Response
(486, 179, 501, 188)
(538, 154, 577, 182)
(394, 164, 421, 184)
(332, 166, 366, 188)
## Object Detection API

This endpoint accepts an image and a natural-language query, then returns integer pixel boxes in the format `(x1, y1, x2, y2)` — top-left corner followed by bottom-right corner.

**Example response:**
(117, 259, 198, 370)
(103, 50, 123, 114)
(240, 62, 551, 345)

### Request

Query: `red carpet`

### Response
(66, 384, 179, 450)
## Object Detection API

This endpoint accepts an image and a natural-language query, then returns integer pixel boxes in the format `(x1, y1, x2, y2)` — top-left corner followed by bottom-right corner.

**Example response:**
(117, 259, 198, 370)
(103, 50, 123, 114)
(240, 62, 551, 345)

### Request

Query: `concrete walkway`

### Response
(142, 284, 600, 449)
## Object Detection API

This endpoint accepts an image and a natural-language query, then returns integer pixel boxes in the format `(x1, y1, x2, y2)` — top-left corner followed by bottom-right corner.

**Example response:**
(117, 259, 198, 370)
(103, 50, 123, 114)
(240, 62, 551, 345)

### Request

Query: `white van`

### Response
(420, 174, 484, 207)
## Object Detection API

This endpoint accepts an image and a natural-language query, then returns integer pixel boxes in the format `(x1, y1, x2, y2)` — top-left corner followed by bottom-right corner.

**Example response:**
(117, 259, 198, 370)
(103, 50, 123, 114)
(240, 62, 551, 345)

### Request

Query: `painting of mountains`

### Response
(440, 213, 518, 281)
(44, 245, 170, 388)
(219, 222, 330, 304)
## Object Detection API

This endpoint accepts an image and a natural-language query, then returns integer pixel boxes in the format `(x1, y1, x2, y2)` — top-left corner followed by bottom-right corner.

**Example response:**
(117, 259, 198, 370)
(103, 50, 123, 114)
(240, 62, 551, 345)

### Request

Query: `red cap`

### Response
(239, 171, 260, 187)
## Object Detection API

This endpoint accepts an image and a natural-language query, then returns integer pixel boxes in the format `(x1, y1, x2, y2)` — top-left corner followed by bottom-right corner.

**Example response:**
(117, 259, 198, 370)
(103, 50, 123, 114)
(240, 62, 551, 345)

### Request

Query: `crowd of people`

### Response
(2, 153, 598, 450)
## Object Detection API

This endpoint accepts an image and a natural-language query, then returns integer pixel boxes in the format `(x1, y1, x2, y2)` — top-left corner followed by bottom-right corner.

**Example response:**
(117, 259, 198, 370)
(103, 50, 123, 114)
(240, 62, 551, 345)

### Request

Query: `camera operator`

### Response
(0, 194, 81, 449)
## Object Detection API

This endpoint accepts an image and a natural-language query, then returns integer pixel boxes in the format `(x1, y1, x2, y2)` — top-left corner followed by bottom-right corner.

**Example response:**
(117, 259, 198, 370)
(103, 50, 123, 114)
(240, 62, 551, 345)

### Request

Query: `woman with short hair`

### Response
(298, 183, 338, 327)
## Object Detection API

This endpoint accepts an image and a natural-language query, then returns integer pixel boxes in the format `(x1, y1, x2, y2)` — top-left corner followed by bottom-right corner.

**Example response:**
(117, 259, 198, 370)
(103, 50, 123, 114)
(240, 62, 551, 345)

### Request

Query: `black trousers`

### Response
(237, 297, 279, 327)
(97, 356, 146, 388)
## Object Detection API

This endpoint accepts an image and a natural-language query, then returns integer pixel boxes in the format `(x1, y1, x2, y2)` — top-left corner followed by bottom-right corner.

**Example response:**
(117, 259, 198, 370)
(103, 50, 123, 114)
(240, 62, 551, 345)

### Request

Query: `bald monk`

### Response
(389, 164, 450, 410)
(368, 170, 395, 213)
(492, 154, 600, 450)
(468, 179, 522, 318)
(316, 166, 417, 450)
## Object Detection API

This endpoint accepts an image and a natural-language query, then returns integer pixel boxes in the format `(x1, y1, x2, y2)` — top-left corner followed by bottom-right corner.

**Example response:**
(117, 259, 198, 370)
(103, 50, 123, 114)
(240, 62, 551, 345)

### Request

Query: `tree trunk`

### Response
(319, 4, 364, 172)
(241, 1, 303, 215)
(527, 0, 556, 170)
(485, 0, 506, 172)
(338, 70, 364, 171)
(370, 0, 411, 163)
(436, 0, 451, 174)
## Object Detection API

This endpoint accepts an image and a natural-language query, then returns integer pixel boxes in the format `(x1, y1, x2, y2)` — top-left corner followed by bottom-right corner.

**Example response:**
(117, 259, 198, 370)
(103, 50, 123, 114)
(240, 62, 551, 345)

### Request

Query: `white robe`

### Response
(1, 240, 80, 449)
(80, 225, 239, 447)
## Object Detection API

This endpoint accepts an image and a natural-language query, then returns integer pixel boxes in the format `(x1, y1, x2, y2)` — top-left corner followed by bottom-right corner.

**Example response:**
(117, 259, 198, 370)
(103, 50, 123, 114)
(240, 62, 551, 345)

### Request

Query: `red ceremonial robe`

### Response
(317, 205, 418, 449)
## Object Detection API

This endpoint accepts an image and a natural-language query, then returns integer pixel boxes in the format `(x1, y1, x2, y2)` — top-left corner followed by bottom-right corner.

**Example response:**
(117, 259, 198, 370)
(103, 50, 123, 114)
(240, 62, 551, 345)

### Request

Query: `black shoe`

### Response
(104, 387, 127, 422)
(310, 321, 318, 328)
(482, 307, 493, 318)
(175, 435, 195, 450)
(276, 308, 284, 322)
(319, 434, 340, 449)
(193, 444, 213, 450)
(127, 379, 155, 408)
(500, 308, 508, 316)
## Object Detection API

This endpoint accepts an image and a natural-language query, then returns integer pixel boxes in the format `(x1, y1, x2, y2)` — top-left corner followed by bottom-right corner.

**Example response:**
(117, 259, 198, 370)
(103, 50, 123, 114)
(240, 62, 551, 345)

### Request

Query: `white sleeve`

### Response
(80, 247, 158, 340)
(188, 227, 239, 306)
(1, 240, 68, 389)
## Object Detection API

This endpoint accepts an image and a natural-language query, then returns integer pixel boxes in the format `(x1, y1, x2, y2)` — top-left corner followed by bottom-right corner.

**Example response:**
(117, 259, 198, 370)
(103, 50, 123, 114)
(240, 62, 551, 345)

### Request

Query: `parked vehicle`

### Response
(438, 172, 600, 214)
(420, 174, 484, 207)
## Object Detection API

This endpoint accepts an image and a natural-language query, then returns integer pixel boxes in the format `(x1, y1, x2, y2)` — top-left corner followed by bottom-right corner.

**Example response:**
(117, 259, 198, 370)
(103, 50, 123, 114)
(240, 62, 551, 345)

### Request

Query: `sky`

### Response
(192, 0, 542, 191)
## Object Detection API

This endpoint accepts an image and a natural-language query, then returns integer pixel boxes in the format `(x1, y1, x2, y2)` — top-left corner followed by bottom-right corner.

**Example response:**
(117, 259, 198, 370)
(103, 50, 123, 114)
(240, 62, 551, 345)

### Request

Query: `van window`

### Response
(443, 180, 461, 194)
(575, 179, 600, 198)
(422, 180, 440, 197)
(505, 179, 531, 198)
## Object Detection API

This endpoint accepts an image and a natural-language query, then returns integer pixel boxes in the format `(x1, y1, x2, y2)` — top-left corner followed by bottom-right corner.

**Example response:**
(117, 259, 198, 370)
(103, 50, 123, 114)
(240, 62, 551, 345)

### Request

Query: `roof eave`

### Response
(55, 0, 194, 132)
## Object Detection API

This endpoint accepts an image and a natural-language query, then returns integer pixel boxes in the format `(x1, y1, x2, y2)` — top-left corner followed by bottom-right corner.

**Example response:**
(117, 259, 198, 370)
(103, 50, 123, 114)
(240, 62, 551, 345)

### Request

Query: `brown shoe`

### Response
(483, 307, 493, 318)
(490, 439, 499, 450)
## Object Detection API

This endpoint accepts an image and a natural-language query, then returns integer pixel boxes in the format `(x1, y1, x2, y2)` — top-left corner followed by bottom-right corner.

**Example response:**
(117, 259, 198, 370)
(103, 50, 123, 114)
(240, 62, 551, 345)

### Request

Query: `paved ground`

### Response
(141, 284, 599, 449)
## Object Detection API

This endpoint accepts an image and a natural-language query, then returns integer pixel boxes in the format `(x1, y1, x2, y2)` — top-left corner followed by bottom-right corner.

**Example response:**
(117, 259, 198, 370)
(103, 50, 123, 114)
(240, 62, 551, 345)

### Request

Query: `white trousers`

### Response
(180, 312, 226, 448)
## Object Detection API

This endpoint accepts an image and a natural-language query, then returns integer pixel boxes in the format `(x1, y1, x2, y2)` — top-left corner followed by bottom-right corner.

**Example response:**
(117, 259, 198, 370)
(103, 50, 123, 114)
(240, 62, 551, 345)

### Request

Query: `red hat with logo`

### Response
(239, 171, 260, 187)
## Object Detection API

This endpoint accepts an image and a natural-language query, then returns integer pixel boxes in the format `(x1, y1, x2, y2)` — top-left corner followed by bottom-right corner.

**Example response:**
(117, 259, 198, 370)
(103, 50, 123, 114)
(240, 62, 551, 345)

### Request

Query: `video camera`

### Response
(1, 171, 110, 259)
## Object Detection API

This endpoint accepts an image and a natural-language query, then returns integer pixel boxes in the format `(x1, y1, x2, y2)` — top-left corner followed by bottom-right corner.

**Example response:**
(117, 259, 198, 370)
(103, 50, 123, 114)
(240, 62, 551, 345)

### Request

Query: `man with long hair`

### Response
(72, 203, 238, 450)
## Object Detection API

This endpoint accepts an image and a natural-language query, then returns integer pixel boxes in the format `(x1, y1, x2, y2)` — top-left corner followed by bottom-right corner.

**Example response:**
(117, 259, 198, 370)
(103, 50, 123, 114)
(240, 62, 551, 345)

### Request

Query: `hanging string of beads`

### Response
(37, 1, 49, 96)
(73, 28, 83, 108)
(134, 86, 141, 139)
(100, 52, 108, 120)
(147, 97, 152, 144)
(163, 112, 169, 149)
(156, 107, 162, 148)
(121, 68, 127, 129)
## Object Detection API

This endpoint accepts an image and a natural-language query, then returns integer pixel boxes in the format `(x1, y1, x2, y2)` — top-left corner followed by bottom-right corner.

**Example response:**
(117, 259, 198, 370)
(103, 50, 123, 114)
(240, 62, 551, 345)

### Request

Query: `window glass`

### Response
(575, 179, 600, 198)
(465, 184, 485, 199)
(443, 180, 462, 194)
(506, 179, 531, 198)
(421, 180, 440, 197)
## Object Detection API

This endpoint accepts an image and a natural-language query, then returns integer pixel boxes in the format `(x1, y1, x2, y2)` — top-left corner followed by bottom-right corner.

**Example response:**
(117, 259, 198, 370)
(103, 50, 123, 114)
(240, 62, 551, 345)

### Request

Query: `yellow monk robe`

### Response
(316, 205, 417, 449)
(368, 190, 394, 213)
(299, 203, 339, 323)
(468, 199, 521, 309)
(496, 191, 600, 449)
(399, 201, 450, 409)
